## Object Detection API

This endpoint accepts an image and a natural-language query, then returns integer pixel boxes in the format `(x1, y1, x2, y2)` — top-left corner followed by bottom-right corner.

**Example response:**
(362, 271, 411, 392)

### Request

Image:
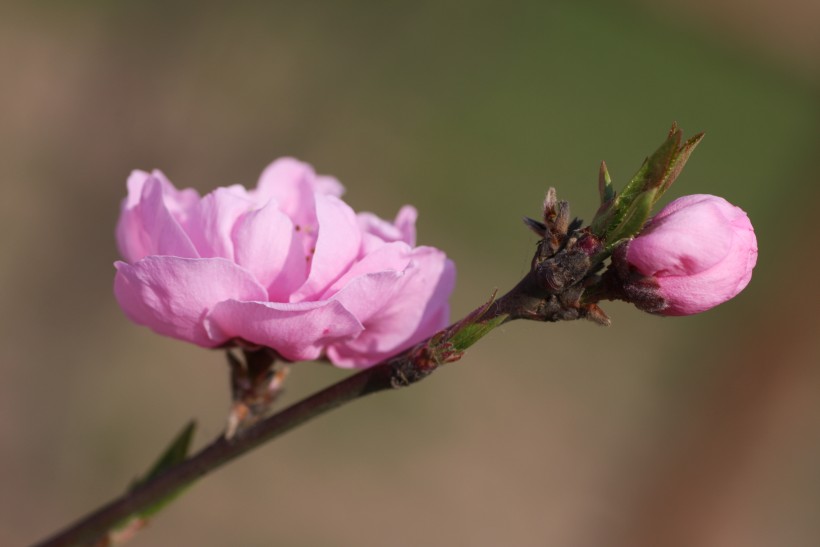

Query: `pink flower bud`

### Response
(625, 194, 757, 316)
(113, 158, 455, 367)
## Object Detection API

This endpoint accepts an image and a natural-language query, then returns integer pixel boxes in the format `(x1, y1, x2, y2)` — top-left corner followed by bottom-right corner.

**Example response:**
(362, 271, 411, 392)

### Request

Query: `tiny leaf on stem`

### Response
(592, 124, 704, 245)
(606, 188, 657, 246)
(134, 421, 197, 492)
(98, 421, 197, 545)
(598, 160, 614, 203)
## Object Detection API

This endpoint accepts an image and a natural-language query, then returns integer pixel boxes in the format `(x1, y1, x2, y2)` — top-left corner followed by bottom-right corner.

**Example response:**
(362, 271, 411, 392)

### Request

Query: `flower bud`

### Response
(623, 194, 757, 316)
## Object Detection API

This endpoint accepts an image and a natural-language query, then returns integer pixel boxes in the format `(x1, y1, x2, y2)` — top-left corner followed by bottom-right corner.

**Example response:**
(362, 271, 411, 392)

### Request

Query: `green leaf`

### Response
(136, 421, 196, 487)
(657, 131, 705, 198)
(590, 160, 617, 236)
(440, 292, 508, 354)
(449, 314, 508, 352)
(606, 188, 656, 244)
(598, 160, 614, 203)
(615, 125, 680, 212)
(129, 421, 196, 519)
(599, 124, 703, 243)
(589, 205, 610, 237)
(98, 422, 197, 544)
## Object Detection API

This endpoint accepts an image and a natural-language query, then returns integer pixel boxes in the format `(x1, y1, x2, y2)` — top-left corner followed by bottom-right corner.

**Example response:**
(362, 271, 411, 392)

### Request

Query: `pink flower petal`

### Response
(121, 169, 200, 214)
(150, 170, 201, 219)
(116, 206, 151, 265)
(291, 193, 362, 301)
(114, 256, 267, 346)
(186, 186, 254, 260)
(254, 158, 323, 232)
(232, 199, 308, 300)
(206, 299, 363, 362)
(358, 205, 418, 246)
(254, 158, 339, 263)
(327, 246, 456, 368)
(116, 170, 201, 262)
(127, 175, 200, 260)
(315, 174, 345, 198)
(321, 241, 412, 298)
(628, 198, 732, 276)
(393, 205, 418, 247)
(657, 222, 758, 316)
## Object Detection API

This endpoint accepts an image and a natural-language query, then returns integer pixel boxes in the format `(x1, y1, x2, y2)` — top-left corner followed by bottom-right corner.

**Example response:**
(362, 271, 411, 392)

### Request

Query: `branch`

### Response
(34, 290, 520, 547)
(35, 198, 603, 547)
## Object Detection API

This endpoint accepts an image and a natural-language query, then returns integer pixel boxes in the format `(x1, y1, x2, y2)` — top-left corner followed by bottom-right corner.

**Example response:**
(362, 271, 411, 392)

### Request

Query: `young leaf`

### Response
(657, 131, 705, 198)
(135, 421, 197, 489)
(94, 422, 197, 545)
(606, 188, 656, 244)
(598, 124, 703, 244)
(598, 160, 615, 203)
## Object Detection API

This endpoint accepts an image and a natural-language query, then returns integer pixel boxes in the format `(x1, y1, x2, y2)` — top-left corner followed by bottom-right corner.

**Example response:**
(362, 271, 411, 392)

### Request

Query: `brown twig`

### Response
(33, 294, 512, 547)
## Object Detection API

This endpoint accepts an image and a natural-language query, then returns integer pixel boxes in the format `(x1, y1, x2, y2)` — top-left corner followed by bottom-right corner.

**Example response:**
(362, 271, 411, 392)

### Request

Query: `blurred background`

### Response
(2, 1, 818, 546)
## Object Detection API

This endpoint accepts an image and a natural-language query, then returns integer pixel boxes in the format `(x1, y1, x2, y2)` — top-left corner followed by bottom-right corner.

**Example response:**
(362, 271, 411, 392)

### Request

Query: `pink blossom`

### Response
(114, 158, 455, 367)
(625, 194, 757, 316)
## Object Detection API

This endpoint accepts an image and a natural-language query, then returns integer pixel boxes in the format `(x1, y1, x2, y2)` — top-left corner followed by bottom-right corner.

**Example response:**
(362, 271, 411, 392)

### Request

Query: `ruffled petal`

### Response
(120, 169, 200, 214)
(320, 241, 411, 297)
(114, 256, 268, 346)
(254, 158, 323, 233)
(393, 205, 418, 247)
(152, 170, 201, 224)
(359, 205, 417, 244)
(116, 175, 151, 263)
(124, 175, 200, 260)
(206, 299, 363, 362)
(116, 170, 201, 262)
(291, 193, 362, 301)
(186, 186, 254, 260)
(327, 246, 456, 368)
(314, 174, 345, 198)
(232, 199, 308, 300)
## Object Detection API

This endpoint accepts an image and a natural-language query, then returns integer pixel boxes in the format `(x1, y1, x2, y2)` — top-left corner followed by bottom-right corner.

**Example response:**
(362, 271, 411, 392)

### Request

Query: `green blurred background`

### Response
(2, 1, 819, 546)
